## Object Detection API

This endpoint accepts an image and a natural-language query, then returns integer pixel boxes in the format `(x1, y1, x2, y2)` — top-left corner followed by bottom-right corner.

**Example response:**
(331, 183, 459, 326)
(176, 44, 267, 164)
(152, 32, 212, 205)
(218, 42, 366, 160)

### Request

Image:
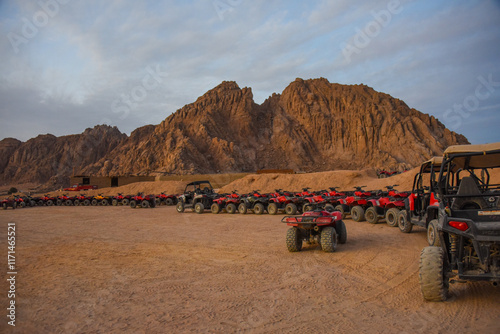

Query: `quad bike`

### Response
(418, 143, 500, 301)
(282, 209, 347, 252)
(1, 198, 17, 210)
(267, 189, 302, 215)
(364, 185, 408, 226)
(130, 193, 156, 208)
(398, 157, 444, 244)
(92, 194, 112, 206)
(38, 194, 57, 206)
(112, 193, 131, 206)
(74, 194, 92, 206)
(176, 181, 216, 214)
(13, 195, 26, 208)
(156, 192, 178, 206)
(238, 190, 270, 215)
(211, 191, 240, 214)
(57, 194, 75, 206)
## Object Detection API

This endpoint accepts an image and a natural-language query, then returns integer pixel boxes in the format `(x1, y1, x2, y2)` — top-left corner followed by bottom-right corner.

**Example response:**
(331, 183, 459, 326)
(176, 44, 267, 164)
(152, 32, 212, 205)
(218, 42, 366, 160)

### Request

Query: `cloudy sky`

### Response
(1, 0, 499, 144)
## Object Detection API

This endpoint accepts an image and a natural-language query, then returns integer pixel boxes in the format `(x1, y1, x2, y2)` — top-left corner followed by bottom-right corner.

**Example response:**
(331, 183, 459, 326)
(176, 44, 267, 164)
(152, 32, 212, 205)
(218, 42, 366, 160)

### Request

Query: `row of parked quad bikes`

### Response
(0, 192, 176, 209)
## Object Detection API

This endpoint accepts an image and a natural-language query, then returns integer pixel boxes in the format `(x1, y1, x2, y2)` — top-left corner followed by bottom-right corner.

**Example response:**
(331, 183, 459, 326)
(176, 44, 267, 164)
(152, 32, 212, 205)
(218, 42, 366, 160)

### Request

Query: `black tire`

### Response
(385, 208, 400, 227)
(2, 203, 6, 210)
(335, 220, 347, 244)
(47, 200, 54, 206)
(211, 203, 221, 214)
(351, 206, 365, 222)
(324, 204, 334, 212)
(398, 210, 413, 233)
(91, 199, 98, 206)
(226, 203, 237, 214)
(38, 200, 44, 206)
(365, 207, 379, 224)
(286, 227, 303, 252)
(56, 199, 63, 206)
(194, 202, 204, 214)
(176, 201, 185, 213)
(101, 200, 108, 206)
(165, 198, 174, 206)
(141, 200, 150, 208)
(334, 205, 345, 218)
(320, 227, 338, 252)
(284, 203, 297, 215)
(155, 198, 161, 206)
(427, 219, 441, 246)
(253, 203, 265, 215)
(238, 203, 247, 214)
(419, 246, 449, 302)
(150, 200, 156, 208)
(74, 199, 80, 206)
(19, 201, 26, 208)
(267, 203, 278, 215)
(122, 199, 129, 206)
(83, 199, 90, 206)
(130, 200, 137, 208)
(112, 199, 118, 206)
(302, 203, 313, 213)
(65, 200, 73, 206)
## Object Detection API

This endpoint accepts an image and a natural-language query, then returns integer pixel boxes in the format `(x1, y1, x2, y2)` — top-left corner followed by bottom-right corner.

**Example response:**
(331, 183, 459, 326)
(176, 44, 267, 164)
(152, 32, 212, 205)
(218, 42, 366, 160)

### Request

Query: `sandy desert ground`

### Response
(1, 205, 499, 333)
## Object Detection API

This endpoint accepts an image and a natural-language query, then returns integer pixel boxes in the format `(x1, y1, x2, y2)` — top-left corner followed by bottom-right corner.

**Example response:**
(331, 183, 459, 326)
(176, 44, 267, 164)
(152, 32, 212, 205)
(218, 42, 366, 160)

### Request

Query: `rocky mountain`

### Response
(0, 78, 468, 186)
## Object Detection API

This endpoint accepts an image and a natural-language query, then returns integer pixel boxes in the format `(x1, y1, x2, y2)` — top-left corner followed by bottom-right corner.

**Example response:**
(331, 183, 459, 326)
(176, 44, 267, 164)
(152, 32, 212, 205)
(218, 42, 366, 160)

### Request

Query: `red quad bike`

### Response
(282, 210, 347, 252)
(237, 190, 270, 215)
(336, 186, 372, 222)
(267, 189, 302, 215)
(73, 194, 92, 206)
(211, 191, 240, 214)
(1, 197, 17, 210)
(112, 193, 131, 206)
(301, 191, 335, 213)
(13, 195, 26, 208)
(364, 185, 409, 226)
(57, 194, 75, 206)
(156, 192, 178, 206)
(38, 194, 57, 206)
(130, 193, 156, 208)
(397, 157, 444, 245)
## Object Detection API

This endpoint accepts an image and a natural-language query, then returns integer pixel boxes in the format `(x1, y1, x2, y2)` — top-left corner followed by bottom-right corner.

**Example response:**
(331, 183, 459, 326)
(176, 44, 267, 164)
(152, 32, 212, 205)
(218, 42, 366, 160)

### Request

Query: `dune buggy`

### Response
(176, 181, 217, 214)
(282, 209, 347, 252)
(419, 143, 500, 301)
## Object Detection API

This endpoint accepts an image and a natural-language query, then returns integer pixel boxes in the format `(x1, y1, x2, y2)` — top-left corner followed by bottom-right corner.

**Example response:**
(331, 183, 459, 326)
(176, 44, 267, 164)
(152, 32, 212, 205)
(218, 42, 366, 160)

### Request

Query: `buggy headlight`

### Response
(488, 197, 496, 203)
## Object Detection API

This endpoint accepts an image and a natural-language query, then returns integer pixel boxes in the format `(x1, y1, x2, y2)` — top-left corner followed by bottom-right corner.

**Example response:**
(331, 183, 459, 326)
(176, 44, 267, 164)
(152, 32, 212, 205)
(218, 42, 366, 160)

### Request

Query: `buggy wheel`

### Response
(419, 246, 449, 302)
(194, 202, 204, 214)
(335, 220, 347, 244)
(267, 203, 278, 215)
(176, 201, 185, 213)
(253, 203, 265, 215)
(398, 210, 413, 233)
(130, 200, 137, 208)
(351, 206, 365, 222)
(165, 198, 174, 206)
(226, 203, 237, 214)
(211, 203, 221, 214)
(385, 208, 400, 227)
(320, 227, 338, 252)
(141, 200, 150, 208)
(284, 203, 297, 215)
(83, 199, 90, 206)
(427, 219, 441, 246)
(324, 204, 334, 212)
(112, 199, 118, 206)
(334, 205, 345, 218)
(286, 227, 303, 252)
(238, 203, 247, 214)
(365, 207, 379, 224)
